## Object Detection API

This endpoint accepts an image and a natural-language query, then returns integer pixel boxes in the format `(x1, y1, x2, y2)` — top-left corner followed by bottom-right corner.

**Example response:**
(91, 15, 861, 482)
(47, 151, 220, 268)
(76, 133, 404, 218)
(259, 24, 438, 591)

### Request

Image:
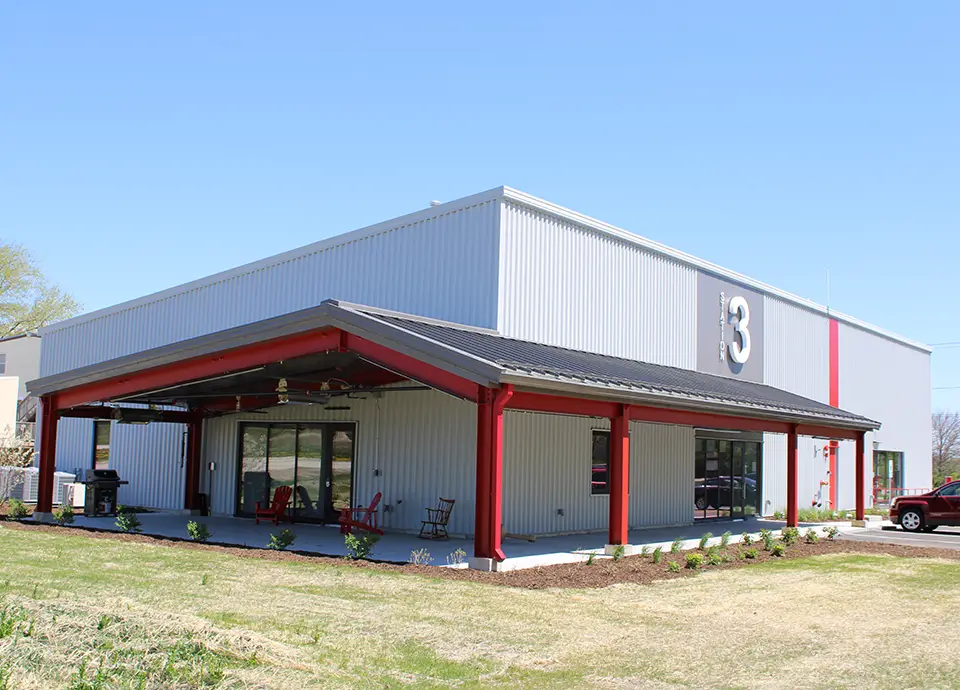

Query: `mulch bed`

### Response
(3, 520, 957, 590)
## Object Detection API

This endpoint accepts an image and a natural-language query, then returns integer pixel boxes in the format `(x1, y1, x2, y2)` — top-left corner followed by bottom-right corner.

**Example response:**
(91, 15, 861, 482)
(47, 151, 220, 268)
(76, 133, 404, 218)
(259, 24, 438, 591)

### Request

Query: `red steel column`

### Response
(786, 425, 799, 527)
(608, 404, 630, 545)
(474, 385, 513, 562)
(36, 396, 60, 515)
(855, 432, 866, 520)
(828, 318, 839, 509)
(183, 412, 204, 511)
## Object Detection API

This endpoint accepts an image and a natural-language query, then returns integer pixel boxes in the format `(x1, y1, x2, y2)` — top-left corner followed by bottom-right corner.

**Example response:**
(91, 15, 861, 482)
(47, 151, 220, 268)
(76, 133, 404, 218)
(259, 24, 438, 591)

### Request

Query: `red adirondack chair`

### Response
(339, 492, 384, 535)
(256, 485, 293, 525)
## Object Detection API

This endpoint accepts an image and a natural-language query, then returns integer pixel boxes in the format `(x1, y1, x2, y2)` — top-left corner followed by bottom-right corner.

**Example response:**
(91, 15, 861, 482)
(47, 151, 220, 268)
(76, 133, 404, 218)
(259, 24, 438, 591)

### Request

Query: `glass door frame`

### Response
(695, 434, 763, 521)
(234, 421, 357, 524)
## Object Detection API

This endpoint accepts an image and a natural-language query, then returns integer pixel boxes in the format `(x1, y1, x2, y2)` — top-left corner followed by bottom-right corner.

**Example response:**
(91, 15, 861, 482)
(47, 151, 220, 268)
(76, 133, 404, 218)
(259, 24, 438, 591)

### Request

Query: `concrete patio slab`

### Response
(52, 512, 831, 571)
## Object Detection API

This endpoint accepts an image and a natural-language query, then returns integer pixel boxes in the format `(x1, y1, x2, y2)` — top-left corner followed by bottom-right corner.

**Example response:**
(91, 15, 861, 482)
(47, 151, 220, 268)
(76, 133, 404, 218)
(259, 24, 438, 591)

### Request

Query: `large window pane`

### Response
(268, 426, 296, 514)
(239, 426, 269, 515)
(591, 430, 610, 495)
(330, 429, 354, 513)
(294, 427, 324, 519)
(93, 421, 111, 470)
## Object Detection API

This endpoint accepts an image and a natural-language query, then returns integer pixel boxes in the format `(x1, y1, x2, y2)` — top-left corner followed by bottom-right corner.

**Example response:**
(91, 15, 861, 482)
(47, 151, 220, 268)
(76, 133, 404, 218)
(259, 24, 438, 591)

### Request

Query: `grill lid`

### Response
(84, 468, 122, 482)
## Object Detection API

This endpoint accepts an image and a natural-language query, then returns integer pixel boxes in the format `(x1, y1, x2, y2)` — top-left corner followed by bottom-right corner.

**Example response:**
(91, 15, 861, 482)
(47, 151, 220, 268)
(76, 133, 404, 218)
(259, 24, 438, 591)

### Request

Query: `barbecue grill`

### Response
(80, 469, 128, 517)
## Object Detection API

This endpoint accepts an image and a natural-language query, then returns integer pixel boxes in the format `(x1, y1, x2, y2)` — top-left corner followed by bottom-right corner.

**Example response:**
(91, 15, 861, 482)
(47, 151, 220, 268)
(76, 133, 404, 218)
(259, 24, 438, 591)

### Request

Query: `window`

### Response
(0, 353, 6, 375)
(591, 430, 610, 495)
(93, 421, 111, 470)
(938, 483, 960, 497)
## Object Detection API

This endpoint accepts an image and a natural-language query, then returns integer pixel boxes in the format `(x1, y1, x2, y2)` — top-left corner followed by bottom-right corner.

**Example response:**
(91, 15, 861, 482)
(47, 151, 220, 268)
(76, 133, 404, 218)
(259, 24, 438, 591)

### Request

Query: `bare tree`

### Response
(0, 243, 80, 337)
(0, 442, 34, 506)
(932, 411, 960, 486)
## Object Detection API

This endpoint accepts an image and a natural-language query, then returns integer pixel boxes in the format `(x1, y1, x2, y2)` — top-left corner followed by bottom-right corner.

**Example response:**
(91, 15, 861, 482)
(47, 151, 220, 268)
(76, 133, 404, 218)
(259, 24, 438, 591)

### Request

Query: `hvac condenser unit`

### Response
(19, 468, 76, 505)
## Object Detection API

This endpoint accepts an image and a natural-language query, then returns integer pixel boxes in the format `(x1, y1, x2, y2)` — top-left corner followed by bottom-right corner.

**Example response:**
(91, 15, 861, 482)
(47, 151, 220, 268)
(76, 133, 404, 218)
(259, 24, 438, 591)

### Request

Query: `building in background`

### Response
(0, 334, 41, 445)
(27, 187, 931, 564)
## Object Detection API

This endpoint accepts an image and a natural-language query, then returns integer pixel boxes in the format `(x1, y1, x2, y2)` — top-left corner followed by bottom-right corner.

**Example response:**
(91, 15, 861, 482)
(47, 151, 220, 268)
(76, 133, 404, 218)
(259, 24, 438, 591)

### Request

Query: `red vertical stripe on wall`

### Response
(828, 319, 839, 509)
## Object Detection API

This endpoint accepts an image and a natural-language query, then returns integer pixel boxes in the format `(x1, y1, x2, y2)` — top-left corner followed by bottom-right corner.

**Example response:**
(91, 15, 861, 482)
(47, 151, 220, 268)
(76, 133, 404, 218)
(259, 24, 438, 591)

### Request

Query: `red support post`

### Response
(473, 384, 513, 562)
(184, 413, 204, 511)
(855, 432, 866, 521)
(36, 396, 60, 515)
(786, 425, 799, 527)
(608, 404, 630, 546)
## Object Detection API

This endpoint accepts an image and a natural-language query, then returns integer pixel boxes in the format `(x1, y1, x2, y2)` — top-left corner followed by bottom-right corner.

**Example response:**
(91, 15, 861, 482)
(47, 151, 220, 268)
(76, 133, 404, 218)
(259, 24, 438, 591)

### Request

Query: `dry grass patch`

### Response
(0, 525, 959, 688)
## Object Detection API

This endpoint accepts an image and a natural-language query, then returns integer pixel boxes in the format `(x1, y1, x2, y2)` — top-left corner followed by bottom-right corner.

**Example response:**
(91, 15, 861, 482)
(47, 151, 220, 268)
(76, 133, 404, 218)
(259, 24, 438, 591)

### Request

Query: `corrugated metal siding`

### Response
(497, 201, 697, 368)
(40, 200, 501, 376)
(54, 418, 186, 510)
(761, 296, 831, 514)
(502, 412, 692, 535)
(838, 322, 932, 498)
(202, 390, 477, 535)
(629, 422, 694, 528)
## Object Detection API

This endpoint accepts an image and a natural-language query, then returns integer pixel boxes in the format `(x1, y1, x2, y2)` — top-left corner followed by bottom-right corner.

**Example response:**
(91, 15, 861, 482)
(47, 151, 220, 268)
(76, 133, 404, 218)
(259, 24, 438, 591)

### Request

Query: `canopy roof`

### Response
(29, 300, 879, 431)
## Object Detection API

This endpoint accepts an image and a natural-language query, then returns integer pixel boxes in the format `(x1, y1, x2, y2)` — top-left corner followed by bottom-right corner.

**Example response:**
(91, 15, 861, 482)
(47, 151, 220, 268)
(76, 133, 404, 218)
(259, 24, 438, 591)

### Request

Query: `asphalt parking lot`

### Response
(839, 525, 960, 550)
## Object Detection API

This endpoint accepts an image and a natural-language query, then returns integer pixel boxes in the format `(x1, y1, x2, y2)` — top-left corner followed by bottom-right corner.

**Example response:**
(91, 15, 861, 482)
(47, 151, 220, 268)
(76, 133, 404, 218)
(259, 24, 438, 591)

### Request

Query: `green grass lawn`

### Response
(1, 525, 959, 689)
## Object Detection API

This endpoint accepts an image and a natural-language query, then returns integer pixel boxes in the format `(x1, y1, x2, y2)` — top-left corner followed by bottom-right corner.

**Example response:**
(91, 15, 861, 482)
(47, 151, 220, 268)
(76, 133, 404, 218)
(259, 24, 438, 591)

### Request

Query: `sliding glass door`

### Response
(237, 423, 355, 522)
(695, 438, 762, 520)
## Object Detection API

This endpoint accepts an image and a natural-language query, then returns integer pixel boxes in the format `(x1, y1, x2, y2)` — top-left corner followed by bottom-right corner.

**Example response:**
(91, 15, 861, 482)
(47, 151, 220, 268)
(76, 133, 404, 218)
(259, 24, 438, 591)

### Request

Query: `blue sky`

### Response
(2, 3, 958, 409)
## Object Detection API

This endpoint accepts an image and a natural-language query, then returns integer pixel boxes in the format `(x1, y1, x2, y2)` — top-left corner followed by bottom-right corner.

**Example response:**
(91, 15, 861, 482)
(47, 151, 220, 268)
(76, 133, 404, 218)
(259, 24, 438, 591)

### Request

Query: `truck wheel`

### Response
(900, 509, 924, 532)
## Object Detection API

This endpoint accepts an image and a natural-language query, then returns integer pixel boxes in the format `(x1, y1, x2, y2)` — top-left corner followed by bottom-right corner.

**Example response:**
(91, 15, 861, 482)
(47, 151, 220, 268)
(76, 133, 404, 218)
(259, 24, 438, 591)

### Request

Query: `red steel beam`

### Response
(608, 404, 630, 546)
(36, 396, 60, 514)
(474, 385, 513, 561)
(342, 333, 481, 402)
(507, 392, 621, 419)
(184, 413, 204, 511)
(794, 424, 861, 441)
(786, 425, 799, 527)
(855, 432, 866, 520)
(56, 329, 342, 409)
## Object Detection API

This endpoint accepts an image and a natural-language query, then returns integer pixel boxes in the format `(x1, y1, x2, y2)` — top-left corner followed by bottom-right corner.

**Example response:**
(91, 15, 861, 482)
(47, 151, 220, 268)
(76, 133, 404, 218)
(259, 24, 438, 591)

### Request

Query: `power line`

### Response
(931, 342, 960, 348)
(933, 386, 960, 390)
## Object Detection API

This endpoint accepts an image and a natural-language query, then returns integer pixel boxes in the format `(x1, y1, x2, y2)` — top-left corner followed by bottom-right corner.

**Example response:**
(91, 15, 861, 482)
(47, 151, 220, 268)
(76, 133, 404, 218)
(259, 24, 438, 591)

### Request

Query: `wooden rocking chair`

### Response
(338, 492, 384, 535)
(256, 485, 293, 526)
(419, 498, 455, 540)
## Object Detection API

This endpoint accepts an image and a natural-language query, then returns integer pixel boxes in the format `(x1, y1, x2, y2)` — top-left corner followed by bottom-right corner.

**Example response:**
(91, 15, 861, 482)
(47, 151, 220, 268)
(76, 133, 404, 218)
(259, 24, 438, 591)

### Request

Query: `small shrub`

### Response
(825, 526, 839, 541)
(707, 551, 724, 566)
(760, 529, 775, 551)
(804, 528, 820, 544)
(408, 548, 433, 565)
(670, 538, 683, 554)
(186, 521, 211, 543)
(6, 499, 28, 520)
(719, 531, 731, 548)
(771, 543, 786, 557)
(685, 552, 705, 570)
(200, 574, 210, 586)
(652, 546, 663, 564)
(269, 529, 297, 551)
(780, 526, 800, 546)
(114, 506, 141, 533)
(667, 561, 682, 573)
(53, 504, 74, 526)
(773, 510, 786, 520)
(640, 544, 651, 557)
(744, 548, 759, 559)
(698, 532, 713, 550)
(741, 532, 754, 546)
(446, 548, 467, 566)
(611, 544, 626, 562)
(585, 552, 596, 566)
(342, 532, 377, 559)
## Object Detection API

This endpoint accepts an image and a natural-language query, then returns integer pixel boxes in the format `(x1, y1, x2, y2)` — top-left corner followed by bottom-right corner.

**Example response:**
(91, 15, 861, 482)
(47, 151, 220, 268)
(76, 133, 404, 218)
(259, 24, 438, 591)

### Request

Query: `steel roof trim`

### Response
(500, 187, 932, 354)
(501, 373, 880, 431)
(39, 188, 507, 336)
(27, 301, 505, 399)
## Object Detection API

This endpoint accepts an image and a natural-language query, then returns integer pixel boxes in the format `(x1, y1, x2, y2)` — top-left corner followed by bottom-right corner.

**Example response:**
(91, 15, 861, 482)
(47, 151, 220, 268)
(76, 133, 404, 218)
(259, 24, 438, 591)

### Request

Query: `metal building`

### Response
(27, 187, 931, 568)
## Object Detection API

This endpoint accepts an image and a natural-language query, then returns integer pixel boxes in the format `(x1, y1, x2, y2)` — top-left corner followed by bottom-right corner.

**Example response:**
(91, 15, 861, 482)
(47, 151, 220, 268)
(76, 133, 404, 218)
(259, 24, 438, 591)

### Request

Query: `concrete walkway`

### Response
(60, 512, 830, 570)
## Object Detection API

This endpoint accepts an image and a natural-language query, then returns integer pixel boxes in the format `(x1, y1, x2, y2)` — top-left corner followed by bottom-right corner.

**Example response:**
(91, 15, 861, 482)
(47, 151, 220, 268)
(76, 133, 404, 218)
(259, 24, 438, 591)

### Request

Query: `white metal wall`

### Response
(838, 322, 932, 498)
(497, 200, 698, 368)
(201, 390, 477, 535)
(39, 198, 501, 376)
(502, 411, 692, 536)
(760, 296, 831, 514)
(54, 418, 187, 511)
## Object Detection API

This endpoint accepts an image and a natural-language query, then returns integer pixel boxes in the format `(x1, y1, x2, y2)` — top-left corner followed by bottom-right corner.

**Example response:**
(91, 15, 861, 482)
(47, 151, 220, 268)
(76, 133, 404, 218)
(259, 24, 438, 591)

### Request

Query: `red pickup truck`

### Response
(890, 481, 960, 532)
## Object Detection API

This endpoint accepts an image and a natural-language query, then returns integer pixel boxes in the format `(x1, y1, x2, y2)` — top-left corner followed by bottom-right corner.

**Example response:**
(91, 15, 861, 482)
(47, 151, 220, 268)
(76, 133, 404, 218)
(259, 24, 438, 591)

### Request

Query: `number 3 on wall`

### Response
(728, 296, 751, 364)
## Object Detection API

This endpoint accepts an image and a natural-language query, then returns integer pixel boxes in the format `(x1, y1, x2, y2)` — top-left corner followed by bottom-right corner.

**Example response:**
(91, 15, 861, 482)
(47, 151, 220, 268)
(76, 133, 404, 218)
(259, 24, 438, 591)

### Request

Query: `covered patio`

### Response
(67, 511, 816, 570)
(28, 299, 879, 571)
